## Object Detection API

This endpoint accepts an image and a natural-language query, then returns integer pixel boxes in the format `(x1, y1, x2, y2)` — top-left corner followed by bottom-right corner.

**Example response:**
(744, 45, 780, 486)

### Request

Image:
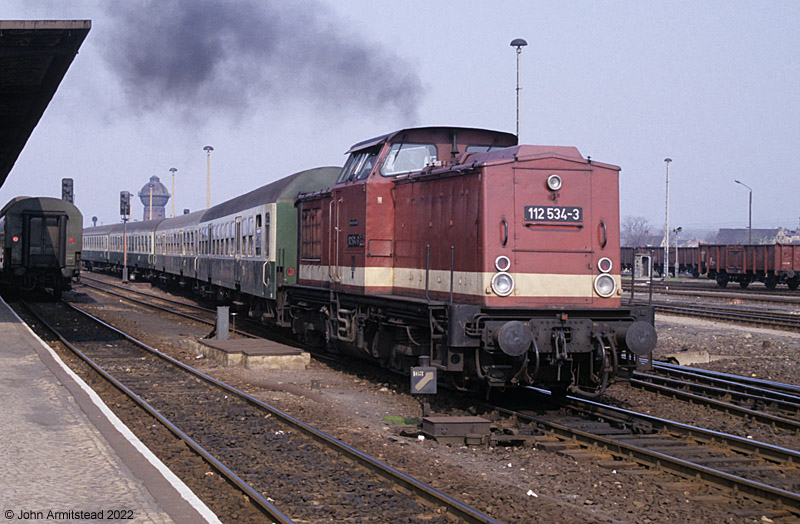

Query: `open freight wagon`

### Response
(699, 243, 800, 290)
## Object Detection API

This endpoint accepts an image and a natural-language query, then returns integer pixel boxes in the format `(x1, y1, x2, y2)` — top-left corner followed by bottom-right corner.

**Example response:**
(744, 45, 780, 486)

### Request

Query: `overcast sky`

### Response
(3, 1, 799, 235)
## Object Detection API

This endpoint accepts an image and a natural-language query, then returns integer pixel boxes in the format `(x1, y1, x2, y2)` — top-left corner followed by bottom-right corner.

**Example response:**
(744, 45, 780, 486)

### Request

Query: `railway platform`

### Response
(0, 296, 220, 524)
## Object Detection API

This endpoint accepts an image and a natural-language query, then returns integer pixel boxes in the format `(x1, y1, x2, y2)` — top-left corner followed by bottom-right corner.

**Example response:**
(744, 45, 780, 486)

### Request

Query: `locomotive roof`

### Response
(449, 144, 621, 172)
(345, 126, 518, 153)
(202, 166, 340, 221)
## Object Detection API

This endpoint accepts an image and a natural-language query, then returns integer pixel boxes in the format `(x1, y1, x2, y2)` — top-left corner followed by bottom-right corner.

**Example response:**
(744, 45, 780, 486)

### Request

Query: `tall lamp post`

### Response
(510, 38, 527, 139)
(169, 167, 177, 217)
(204, 146, 214, 208)
(734, 179, 752, 244)
(672, 226, 682, 277)
(663, 158, 672, 278)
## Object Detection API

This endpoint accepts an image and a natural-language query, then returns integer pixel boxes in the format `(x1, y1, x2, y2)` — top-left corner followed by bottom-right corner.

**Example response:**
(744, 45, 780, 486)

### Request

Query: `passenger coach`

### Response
(0, 196, 82, 297)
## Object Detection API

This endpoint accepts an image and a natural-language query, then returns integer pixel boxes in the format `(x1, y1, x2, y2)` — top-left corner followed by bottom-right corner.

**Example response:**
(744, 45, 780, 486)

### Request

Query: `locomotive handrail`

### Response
(599, 220, 607, 248)
(335, 198, 343, 282)
(328, 200, 335, 281)
(501, 218, 508, 247)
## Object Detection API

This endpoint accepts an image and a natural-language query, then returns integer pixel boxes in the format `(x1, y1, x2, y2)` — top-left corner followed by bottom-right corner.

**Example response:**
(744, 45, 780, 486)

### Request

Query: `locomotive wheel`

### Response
(715, 275, 729, 288)
(788, 278, 800, 291)
(765, 276, 778, 290)
(739, 281, 749, 289)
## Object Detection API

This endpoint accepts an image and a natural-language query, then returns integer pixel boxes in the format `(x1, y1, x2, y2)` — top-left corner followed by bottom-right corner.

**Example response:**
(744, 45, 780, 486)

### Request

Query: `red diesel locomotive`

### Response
(290, 127, 656, 396)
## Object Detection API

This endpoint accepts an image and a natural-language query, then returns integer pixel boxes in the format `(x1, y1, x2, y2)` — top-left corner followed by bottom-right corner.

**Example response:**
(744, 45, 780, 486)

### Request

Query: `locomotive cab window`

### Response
(337, 148, 380, 183)
(380, 143, 437, 176)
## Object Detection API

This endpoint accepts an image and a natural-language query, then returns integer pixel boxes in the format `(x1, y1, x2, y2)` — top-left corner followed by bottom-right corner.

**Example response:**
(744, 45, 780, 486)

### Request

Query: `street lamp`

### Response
(169, 167, 177, 218)
(672, 226, 682, 277)
(734, 179, 752, 244)
(510, 38, 528, 139)
(663, 158, 672, 278)
(203, 146, 214, 208)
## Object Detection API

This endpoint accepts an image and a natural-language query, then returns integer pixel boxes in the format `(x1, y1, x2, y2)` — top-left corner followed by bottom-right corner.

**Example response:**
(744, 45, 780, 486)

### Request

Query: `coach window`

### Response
(224, 222, 230, 256)
(255, 215, 262, 256)
(265, 212, 271, 258)
(247, 217, 254, 256)
(240, 221, 247, 257)
(380, 143, 437, 176)
(228, 222, 233, 256)
(213, 225, 218, 255)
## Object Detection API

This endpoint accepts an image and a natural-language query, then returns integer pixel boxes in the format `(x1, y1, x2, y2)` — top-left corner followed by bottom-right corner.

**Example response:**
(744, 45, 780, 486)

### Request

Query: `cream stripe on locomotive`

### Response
(300, 264, 620, 297)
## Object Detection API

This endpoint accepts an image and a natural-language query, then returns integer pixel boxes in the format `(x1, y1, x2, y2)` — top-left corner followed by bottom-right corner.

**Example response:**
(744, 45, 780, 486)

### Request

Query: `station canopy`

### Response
(0, 20, 90, 189)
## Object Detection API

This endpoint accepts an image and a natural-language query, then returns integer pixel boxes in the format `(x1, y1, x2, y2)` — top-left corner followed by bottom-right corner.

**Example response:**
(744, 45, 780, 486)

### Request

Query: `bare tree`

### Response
(621, 216, 653, 247)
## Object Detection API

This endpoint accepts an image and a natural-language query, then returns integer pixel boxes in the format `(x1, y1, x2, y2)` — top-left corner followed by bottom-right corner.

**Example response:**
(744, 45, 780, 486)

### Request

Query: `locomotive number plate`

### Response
(524, 206, 582, 222)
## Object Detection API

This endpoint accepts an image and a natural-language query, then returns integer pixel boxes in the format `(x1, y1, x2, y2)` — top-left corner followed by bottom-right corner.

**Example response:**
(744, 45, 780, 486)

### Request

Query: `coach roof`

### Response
(201, 167, 339, 222)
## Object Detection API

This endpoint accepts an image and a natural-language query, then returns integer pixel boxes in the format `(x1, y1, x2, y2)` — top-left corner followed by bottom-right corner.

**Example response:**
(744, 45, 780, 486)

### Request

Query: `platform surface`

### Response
(0, 296, 220, 524)
(198, 337, 304, 355)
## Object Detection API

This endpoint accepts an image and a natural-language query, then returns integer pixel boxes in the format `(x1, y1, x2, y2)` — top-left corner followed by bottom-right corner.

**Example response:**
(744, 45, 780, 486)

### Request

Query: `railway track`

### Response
(623, 279, 800, 297)
(631, 302, 800, 331)
(493, 391, 800, 518)
(628, 362, 800, 430)
(624, 285, 800, 308)
(78, 273, 800, 517)
(81, 275, 225, 329)
(22, 299, 498, 524)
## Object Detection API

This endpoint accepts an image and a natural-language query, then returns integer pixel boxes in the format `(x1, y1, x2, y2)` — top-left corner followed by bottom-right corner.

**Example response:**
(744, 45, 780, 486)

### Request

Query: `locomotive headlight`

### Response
(546, 174, 562, 191)
(491, 272, 514, 296)
(495, 255, 511, 272)
(594, 273, 617, 298)
(598, 257, 613, 273)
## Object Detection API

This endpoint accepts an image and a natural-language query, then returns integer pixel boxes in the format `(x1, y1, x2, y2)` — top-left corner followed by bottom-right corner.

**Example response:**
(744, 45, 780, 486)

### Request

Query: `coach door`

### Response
(23, 214, 65, 268)
(234, 216, 243, 284)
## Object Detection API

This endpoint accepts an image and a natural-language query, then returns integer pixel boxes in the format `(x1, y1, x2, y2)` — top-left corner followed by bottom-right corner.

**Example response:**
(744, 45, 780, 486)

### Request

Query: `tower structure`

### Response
(138, 175, 170, 221)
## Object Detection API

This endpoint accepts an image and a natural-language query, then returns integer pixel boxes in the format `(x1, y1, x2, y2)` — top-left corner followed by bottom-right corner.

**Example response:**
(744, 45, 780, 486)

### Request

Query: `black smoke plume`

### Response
(102, 0, 423, 120)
